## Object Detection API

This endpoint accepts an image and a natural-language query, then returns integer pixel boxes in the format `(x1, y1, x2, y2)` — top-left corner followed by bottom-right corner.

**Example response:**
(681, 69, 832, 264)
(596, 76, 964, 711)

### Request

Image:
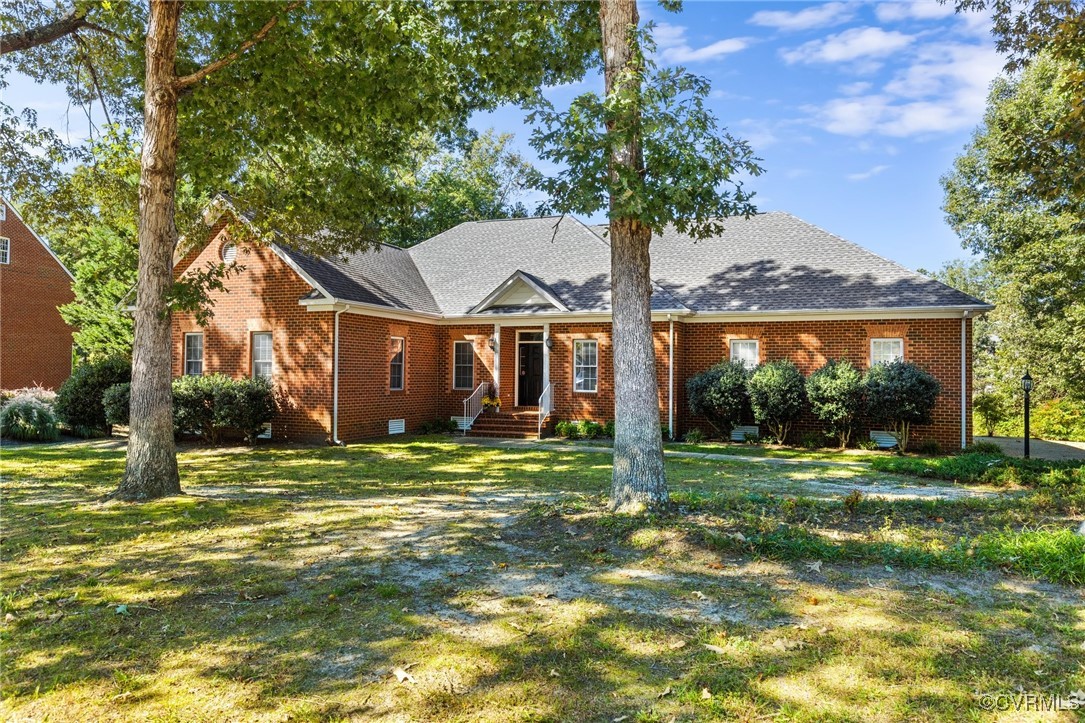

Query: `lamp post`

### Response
(1021, 370, 1033, 459)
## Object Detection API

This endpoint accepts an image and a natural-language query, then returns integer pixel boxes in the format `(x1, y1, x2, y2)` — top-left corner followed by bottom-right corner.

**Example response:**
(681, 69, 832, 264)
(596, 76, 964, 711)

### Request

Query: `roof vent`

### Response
(222, 243, 238, 264)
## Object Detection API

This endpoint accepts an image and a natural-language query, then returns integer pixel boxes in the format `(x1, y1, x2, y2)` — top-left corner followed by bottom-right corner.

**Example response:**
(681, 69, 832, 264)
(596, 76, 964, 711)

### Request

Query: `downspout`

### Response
(960, 310, 970, 450)
(668, 315, 675, 440)
(332, 307, 345, 446)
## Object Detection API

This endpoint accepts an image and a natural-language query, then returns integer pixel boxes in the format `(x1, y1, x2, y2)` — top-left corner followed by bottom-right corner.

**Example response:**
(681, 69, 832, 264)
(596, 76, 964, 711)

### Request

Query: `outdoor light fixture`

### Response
(1022, 370, 1033, 459)
(488, 336, 496, 351)
(545, 335, 554, 350)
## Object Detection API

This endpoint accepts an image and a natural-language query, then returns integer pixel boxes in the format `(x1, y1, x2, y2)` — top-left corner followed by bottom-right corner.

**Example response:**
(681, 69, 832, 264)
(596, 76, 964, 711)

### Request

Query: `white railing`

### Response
(461, 382, 487, 435)
(537, 383, 552, 438)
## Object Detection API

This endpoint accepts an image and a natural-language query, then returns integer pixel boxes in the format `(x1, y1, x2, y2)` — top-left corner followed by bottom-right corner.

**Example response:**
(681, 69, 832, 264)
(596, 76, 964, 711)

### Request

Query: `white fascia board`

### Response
(1, 198, 75, 281)
(684, 305, 994, 323)
(469, 270, 570, 314)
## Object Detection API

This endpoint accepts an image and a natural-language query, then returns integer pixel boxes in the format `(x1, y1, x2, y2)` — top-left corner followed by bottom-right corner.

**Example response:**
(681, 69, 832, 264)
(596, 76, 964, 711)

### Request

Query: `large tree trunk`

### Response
(600, 0, 669, 513)
(112, 0, 182, 501)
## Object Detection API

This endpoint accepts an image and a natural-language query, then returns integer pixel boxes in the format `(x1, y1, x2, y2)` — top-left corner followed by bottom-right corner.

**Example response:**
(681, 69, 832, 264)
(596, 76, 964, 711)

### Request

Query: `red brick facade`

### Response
(172, 228, 974, 449)
(0, 201, 75, 390)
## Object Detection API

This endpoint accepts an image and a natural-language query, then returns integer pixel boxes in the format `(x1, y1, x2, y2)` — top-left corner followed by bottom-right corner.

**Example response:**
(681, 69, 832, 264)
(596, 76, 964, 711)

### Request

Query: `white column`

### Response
(493, 323, 501, 395)
(542, 321, 551, 410)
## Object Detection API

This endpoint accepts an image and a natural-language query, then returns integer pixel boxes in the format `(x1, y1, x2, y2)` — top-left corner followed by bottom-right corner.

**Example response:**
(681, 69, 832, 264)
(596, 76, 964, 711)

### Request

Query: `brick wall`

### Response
(678, 318, 973, 449)
(0, 201, 75, 390)
(172, 228, 333, 442)
(437, 324, 498, 418)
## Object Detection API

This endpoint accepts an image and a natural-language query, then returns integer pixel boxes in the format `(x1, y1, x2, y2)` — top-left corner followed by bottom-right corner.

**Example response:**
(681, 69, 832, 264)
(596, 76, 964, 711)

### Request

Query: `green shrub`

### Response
(172, 374, 228, 443)
(964, 441, 1004, 456)
(419, 418, 458, 434)
(747, 360, 806, 444)
(806, 360, 865, 448)
(213, 377, 278, 444)
(54, 357, 131, 436)
(580, 421, 603, 439)
(555, 420, 581, 439)
(973, 392, 1008, 437)
(0, 397, 60, 442)
(103, 383, 131, 427)
(799, 431, 826, 450)
(871, 452, 1084, 488)
(913, 439, 942, 456)
(603, 420, 615, 438)
(1031, 398, 1085, 442)
(684, 428, 705, 444)
(864, 360, 941, 453)
(857, 438, 878, 451)
(686, 361, 750, 438)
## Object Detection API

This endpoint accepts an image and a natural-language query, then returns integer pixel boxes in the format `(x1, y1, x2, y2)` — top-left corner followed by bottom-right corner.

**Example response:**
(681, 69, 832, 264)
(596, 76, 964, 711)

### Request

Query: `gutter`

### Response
(332, 306, 345, 446)
(960, 310, 971, 450)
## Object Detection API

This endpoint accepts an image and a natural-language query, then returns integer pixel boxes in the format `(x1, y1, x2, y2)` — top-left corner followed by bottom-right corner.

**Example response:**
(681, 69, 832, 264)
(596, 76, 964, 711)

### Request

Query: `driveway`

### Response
(984, 435, 1085, 461)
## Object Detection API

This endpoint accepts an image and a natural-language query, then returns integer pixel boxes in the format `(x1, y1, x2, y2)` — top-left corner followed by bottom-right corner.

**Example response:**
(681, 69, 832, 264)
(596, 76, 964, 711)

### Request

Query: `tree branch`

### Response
(174, 1, 302, 90)
(74, 34, 113, 127)
(1, 7, 88, 55)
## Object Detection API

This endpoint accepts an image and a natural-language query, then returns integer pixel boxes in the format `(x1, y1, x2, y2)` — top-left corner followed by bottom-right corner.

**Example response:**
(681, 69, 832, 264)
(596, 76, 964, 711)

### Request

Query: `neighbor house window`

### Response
(389, 337, 405, 390)
(252, 332, 273, 378)
(730, 339, 759, 369)
(871, 338, 904, 365)
(184, 333, 204, 376)
(453, 340, 474, 390)
(573, 339, 598, 393)
(0, 237, 9, 265)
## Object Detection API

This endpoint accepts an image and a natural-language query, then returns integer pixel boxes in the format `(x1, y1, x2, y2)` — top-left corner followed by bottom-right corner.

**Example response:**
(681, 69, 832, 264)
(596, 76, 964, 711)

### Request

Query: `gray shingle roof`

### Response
(274, 212, 989, 316)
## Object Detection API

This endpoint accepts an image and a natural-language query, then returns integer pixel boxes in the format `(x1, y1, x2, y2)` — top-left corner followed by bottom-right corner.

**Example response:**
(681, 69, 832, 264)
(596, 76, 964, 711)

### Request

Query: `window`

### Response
(453, 340, 474, 389)
(871, 338, 904, 365)
(252, 332, 273, 378)
(573, 339, 598, 393)
(730, 339, 759, 370)
(0, 237, 9, 265)
(184, 333, 204, 376)
(389, 337, 405, 390)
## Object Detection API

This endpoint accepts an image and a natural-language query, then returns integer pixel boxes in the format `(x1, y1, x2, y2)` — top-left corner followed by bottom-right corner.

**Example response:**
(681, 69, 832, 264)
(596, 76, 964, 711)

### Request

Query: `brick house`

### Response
(173, 207, 992, 448)
(0, 199, 75, 390)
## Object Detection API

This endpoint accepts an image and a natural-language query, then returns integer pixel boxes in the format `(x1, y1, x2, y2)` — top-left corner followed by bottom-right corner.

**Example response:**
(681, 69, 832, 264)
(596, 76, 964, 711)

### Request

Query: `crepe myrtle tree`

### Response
(2, 0, 598, 500)
(529, 0, 762, 513)
(864, 360, 941, 453)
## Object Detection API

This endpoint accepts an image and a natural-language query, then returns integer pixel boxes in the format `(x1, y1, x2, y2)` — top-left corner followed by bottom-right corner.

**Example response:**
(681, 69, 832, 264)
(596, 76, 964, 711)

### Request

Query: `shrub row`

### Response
(105, 374, 277, 445)
(554, 419, 614, 440)
(870, 449, 1085, 488)
(686, 358, 940, 451)
(55, 357, 131, 436)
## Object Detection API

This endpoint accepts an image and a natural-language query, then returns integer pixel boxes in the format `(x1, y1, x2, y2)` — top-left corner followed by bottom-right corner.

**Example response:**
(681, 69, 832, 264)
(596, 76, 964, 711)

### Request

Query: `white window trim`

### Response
(184, 333, 204, 376)
(0, 237, 9, 265)
(573, 339, 598, 394)
(452, 340, 474, 390)
(252, 332, 273, 379)
(870, 337, 904, 365)
(389, 336, 405, 391)
(730, 339, 760, 369)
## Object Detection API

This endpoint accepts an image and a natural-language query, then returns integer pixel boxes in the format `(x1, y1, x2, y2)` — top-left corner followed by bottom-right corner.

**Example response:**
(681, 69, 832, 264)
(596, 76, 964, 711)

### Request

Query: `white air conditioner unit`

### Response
(388, 419, 406, 435)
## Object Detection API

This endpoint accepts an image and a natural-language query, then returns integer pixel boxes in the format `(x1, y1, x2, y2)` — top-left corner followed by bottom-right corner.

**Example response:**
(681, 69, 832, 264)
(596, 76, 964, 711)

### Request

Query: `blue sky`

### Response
(5, 1, 1002, 272)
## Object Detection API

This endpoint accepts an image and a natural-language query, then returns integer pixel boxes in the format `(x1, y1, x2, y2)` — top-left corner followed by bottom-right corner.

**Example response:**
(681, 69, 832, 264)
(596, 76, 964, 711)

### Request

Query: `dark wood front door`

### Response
(517, 341, 544, 405)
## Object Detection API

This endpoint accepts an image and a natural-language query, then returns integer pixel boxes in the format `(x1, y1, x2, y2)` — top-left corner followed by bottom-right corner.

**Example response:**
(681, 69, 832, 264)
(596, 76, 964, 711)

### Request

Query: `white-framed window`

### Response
(252, 332, 273, 379)
(184, 333, 204, 376)
(730, 339, 759, 370)
(573, 339, 598, 393)
(453, 340, 474, 390)
(871, 338, 904, 365)
(389, 337, 405, 391)
(0, 237, 9, 265)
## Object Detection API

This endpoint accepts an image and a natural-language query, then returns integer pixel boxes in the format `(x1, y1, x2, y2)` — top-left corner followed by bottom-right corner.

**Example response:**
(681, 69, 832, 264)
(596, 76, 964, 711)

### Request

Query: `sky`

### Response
(4, 1, 1003, 273)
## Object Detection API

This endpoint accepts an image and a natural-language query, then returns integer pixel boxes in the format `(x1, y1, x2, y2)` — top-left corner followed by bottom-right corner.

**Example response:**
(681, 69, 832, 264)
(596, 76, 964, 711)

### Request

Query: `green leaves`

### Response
(528, 23, 763, 234)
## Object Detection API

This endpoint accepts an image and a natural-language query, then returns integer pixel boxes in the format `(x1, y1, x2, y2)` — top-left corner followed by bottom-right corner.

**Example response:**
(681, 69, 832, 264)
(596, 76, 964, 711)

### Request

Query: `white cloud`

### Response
(847, 164, 890, 181)
(807, 42, 1004, 137)
(654, 22, 753, 64)
(839, 81, 873, 96)
(874, 2, 955, 23)
(781, 27, 916, 65)
(749, 2, 856, 31)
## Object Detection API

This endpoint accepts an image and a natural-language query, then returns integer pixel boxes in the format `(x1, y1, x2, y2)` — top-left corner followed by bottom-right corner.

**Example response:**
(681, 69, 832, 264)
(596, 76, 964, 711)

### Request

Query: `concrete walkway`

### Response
(985, 436, 1085, 461)
(454, 436, 871, 468)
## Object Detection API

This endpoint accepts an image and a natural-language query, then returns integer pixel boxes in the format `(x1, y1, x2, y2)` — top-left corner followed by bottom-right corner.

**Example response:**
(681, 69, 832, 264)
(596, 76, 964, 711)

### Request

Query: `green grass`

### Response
(871, 451, 1085, 487)
(552, 436, 888, 461)
(2, 437, 1083, 721)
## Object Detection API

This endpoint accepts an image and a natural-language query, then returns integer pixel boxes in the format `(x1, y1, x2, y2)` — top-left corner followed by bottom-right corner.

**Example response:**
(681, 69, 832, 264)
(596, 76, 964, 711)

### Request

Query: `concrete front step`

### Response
(466, 430, 540, 439)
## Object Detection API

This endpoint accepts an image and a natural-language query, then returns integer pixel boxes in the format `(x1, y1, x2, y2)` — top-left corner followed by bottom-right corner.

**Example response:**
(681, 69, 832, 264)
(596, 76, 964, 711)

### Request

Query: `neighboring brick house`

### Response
(173, 206, 992, 449)
(0, 199, 75, 390)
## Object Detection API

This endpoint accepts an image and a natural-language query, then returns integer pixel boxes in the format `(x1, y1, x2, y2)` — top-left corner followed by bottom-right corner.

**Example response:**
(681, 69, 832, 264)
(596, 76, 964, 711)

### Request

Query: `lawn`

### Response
(2, 438, 1083, 722)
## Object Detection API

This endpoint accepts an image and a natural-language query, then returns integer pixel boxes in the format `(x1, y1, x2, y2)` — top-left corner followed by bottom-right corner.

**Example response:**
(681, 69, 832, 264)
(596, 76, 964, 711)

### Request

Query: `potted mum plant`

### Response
(481, 384, 501, 412)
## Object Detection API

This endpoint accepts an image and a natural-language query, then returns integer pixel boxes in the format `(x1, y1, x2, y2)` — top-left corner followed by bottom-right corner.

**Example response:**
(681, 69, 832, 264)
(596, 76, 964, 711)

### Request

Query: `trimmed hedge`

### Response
(747, 360, 806, 444)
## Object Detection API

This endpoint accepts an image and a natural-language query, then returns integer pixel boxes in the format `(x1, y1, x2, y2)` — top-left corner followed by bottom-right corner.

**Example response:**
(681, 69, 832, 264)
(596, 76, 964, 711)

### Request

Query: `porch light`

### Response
(488, 336, 496, 351)
(545, 335, 554, 350)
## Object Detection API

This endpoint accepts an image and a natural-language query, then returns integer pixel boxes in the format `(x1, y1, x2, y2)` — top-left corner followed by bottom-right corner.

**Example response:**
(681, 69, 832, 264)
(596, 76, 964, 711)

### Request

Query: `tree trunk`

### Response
(112, 0, 182, 501)
(600, 0, 669, 513)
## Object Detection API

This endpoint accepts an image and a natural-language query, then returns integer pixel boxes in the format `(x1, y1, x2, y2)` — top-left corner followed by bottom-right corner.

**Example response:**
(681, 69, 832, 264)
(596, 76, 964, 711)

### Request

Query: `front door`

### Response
(517, 340, 544, 406)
